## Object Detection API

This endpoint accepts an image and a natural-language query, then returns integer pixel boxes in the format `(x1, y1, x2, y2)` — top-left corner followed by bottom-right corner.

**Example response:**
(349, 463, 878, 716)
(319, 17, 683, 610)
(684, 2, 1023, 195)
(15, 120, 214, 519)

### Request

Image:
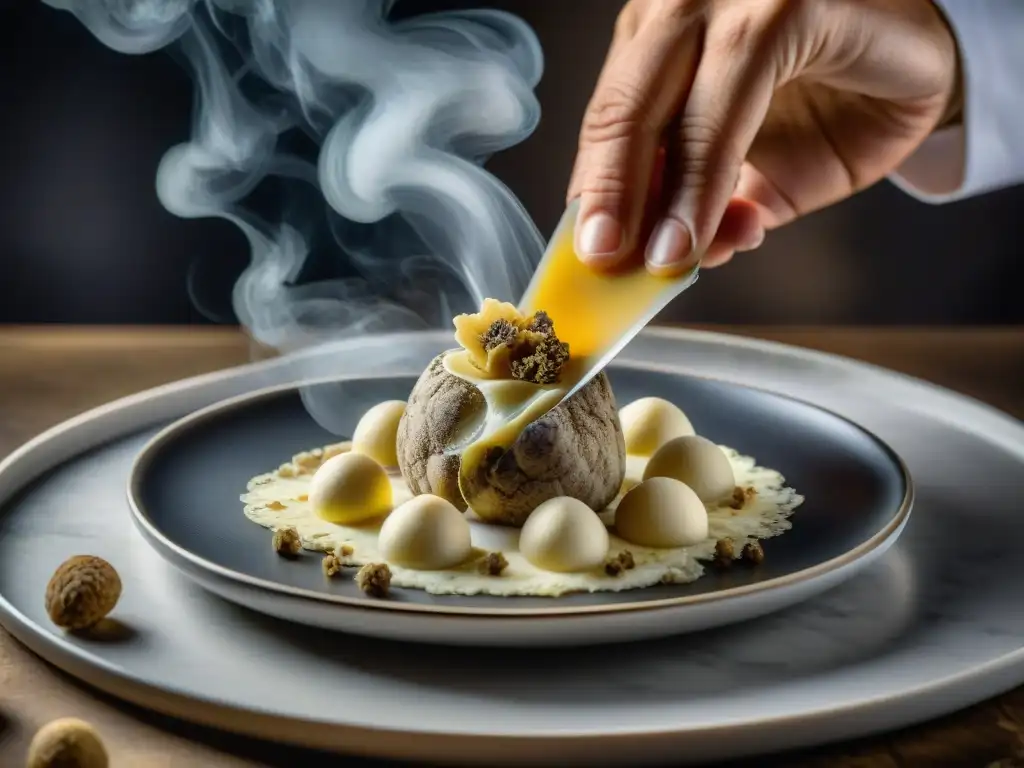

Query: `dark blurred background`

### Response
(2, 0, 1022, 326)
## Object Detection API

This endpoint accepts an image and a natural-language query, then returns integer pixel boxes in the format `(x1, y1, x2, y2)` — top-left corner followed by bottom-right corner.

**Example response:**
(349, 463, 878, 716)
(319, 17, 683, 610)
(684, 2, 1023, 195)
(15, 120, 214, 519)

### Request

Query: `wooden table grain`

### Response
(0, 325, 1022, 768)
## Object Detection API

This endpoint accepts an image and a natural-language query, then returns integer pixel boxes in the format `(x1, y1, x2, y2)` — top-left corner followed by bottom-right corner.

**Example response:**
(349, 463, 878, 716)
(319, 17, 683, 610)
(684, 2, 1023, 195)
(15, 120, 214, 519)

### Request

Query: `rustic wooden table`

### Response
(0, 325, 1022, 768)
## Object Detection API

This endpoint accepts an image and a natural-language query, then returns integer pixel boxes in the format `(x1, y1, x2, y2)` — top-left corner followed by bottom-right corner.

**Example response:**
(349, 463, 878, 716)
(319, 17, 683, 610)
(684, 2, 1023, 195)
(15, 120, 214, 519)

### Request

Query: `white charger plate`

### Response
(0, 328, 1022, 765)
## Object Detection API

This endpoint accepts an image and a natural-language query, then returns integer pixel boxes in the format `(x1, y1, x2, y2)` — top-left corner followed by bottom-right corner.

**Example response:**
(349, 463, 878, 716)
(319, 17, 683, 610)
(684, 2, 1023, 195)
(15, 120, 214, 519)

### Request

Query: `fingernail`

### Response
(576, 212, 622, 261)
(645, 218, 693, 270)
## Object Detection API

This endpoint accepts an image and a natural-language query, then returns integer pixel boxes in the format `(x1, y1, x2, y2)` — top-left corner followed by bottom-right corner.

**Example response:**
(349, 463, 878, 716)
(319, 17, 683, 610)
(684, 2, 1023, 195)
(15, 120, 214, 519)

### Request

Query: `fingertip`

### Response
(736, 226, 764, 252)
(644, 217, 694, 273)
(575, 208, 626, 267)
(717, 198, 764, 251)
(646, 259, 696, 278)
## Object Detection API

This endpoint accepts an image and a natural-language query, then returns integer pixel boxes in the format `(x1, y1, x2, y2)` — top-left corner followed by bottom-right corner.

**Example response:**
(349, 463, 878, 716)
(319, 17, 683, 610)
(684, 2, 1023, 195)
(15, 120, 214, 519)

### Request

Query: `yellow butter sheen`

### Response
(352, 400, 406, 468)
(310, 452, 392, 524)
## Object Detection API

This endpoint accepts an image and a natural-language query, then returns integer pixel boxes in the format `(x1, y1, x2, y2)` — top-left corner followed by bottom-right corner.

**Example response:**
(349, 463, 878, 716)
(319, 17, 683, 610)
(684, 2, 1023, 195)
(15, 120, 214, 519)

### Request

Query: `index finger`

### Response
(568, 5, 706, 268)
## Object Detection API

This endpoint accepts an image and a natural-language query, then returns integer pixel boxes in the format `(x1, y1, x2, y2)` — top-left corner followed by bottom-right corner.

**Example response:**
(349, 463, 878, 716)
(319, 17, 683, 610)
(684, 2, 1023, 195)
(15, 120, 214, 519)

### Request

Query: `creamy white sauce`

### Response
(242, 446, 803, 597)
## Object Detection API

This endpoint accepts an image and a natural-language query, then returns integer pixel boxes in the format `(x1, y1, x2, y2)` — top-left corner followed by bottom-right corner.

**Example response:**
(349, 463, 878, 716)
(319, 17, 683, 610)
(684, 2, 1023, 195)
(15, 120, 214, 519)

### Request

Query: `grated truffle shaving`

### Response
(526, 310, 554, 335)
(604, 550, 636, 577)
(273, 527, 302, 557)
(729, 486, 758, 510)
(510, 335, 570, 385)
(356, 563, 391, 598)
(322, 554, 343, 577)
(742, 540, 765, 564)
(480, 318, 520, 352)
(477, 551, 509, 576)
(456, 299, 570, 383)
(713, 538, 735, 567)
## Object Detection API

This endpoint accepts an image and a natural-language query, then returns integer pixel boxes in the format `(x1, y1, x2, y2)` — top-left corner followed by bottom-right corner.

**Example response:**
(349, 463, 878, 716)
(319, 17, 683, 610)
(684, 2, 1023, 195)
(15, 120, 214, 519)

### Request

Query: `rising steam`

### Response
(42, 0, 545, 432)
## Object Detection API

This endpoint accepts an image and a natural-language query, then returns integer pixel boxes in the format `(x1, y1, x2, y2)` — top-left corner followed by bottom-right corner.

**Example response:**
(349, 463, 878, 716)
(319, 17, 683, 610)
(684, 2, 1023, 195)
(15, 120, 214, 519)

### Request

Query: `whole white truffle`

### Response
(519, 497, 609, 573)
(378, 495, 472, 570)
(619, 397, 695, 456)
(310, 452, 392, 524)
(352, 400, 406, 467)
(643, 435, 735, 503)
(615, 477, 708, 548)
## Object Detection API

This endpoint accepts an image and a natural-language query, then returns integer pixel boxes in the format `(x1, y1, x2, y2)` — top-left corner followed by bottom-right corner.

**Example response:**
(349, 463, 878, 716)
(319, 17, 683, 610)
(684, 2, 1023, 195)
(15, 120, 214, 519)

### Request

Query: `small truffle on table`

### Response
(45, 555, 122, 631)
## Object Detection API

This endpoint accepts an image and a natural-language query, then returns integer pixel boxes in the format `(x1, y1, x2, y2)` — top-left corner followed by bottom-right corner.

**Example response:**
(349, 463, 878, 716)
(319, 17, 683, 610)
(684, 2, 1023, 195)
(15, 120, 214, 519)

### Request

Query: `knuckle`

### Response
(676, 115, 721, 156)
(577, 168, 630, 197)
(714, 14, 758, 53)
(655, 0, 709, 25)
(677, 160, 712, 192)
(671, 117, 743, 191)
(580, 82, 650, 145)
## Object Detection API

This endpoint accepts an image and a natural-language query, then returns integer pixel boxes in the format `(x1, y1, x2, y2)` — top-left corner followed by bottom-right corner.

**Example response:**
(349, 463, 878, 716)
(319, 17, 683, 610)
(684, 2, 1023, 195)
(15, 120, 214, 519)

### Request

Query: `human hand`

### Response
(568, 0, 962, 274)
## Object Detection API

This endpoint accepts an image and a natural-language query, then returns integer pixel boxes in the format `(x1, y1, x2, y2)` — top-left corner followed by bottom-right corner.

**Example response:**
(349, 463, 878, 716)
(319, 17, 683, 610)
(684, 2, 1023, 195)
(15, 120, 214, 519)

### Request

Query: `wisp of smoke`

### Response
(43, 0, 546, 433)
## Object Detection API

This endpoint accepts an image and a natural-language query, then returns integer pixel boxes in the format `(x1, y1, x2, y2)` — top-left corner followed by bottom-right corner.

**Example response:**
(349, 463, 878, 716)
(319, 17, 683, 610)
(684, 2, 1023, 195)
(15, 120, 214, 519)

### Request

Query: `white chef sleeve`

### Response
(890, 0, 1024, 203)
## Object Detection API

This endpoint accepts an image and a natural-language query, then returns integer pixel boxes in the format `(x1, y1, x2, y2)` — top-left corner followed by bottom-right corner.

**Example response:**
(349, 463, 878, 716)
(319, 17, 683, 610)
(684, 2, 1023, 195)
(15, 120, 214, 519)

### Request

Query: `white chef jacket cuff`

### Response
(890, 0, 1024, 203)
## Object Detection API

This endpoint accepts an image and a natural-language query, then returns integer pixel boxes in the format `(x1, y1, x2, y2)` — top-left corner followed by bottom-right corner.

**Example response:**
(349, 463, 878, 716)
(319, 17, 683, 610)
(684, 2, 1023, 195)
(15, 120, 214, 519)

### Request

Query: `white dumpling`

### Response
(619, 397, 695, 456)
(615, 477, 708, 548)
(643, 435, 735, 503)
(378, 495, 472, 570)
(519, 497, 609, 573)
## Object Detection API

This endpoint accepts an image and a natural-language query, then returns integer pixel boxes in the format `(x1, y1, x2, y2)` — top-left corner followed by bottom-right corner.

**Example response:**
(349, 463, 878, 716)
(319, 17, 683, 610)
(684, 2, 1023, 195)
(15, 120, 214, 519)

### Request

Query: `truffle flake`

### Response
(729, 486, 757, 509)
(464, 301, 570, 384)
(273, 527, 302, 557)
(713, 538, 735, 567)
(477, 551, 510, 576)
(322, 554, 343, 577)
(356, 563, 392, 598)
(480, 318, 520, 351)
(510, 336, 570, 385)
(742, 540, 765, 564)
(604, 550, 636, 577)
(526, 310, 555, 335)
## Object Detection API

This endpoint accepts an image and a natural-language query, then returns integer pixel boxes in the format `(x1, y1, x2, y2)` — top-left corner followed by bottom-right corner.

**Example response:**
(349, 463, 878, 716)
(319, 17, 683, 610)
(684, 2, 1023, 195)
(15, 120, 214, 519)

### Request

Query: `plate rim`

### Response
(125, 363, 914, 620)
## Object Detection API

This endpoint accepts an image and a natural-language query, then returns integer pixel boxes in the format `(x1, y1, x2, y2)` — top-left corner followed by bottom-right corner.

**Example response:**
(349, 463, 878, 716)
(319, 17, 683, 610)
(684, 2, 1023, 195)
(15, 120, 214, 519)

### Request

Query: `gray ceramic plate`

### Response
(127, 366, 912, 646)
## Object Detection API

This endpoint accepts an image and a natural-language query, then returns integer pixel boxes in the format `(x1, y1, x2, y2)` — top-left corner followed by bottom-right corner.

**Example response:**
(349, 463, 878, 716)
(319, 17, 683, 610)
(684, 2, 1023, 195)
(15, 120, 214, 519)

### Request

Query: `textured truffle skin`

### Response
(397, 352, 626, 526)
(45, 555, 121, 631)
(28, 717, 108, 768)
